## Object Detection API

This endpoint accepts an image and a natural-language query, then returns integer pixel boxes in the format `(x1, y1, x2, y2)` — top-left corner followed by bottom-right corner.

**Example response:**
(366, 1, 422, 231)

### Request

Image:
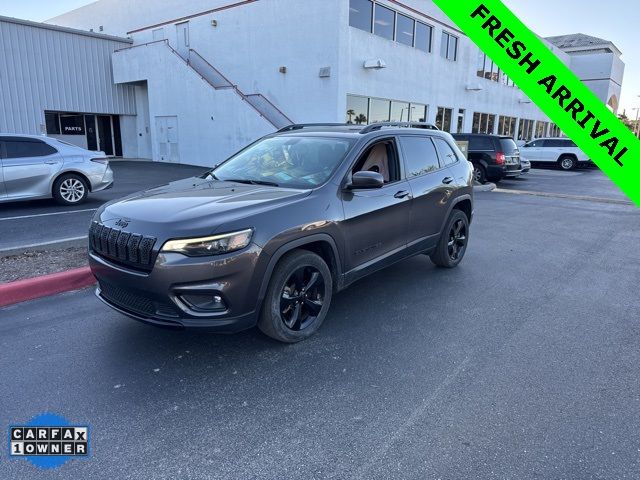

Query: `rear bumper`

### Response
(91, 167, 114, 192)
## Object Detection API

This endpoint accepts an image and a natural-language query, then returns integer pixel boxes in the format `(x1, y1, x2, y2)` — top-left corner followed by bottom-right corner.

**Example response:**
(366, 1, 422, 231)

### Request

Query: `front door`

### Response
(85, 115, 98, 151)
(340, 138, 411, 282)
(97, 115, 114, 156)
(155, 116, 179, 163)
(0, 138, 62, 199)
(176, 22, 190, 59)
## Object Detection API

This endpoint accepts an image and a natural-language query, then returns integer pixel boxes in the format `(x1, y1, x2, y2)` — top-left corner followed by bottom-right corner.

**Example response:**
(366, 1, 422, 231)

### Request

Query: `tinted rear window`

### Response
(468, 136, 494, 151)
(499, 138, 519, 155)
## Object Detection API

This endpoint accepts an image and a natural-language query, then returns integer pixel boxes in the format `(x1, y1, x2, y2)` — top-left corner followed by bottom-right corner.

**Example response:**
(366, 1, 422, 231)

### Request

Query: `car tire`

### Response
(430, 210, 470, 269)
(258, 250, 333, 343)
(558, 155, 577, 171)
(472, 164, 486, 184)
(53, 173, 89, 205)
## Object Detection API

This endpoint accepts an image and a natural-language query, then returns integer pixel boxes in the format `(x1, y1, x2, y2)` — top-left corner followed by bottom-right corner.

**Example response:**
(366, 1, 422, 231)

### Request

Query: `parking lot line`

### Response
(0, 208, 97, 222)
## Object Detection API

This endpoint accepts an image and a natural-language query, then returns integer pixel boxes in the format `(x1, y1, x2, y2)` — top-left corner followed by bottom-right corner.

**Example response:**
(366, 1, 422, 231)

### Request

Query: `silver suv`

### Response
(0, 134, 114, 205)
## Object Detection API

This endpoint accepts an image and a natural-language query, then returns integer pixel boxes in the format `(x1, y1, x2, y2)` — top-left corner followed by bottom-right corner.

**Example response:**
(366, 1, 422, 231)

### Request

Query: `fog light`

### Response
(181, 294, 227, 312)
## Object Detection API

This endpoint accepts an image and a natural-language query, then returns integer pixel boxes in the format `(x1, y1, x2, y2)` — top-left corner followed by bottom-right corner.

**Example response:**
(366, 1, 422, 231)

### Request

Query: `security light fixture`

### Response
(363, 58, 387, 69)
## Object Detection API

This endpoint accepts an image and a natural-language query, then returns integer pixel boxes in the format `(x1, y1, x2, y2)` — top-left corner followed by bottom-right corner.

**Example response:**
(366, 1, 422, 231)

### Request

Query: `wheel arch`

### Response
(51, 170, 92, 195)
(256, 234, 343, 309)
(438, 194, 474, 234)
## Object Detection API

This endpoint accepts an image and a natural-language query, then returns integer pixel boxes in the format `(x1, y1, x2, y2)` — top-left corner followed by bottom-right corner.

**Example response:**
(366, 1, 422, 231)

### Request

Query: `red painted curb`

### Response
(0, 267, 96, 308)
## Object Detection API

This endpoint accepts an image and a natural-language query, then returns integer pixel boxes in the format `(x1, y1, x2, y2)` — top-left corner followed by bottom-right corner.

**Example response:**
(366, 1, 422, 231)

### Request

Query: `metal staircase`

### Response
(185, 49, 293, 129)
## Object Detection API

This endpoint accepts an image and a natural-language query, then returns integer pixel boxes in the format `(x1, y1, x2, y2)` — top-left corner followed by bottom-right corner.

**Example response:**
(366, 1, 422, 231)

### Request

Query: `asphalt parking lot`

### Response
(1, 168, 638, 479)
(0, 161, 207, 252)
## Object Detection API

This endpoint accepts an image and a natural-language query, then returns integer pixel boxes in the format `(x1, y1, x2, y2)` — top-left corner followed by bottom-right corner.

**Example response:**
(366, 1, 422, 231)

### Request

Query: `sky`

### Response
(2, 0, 638, 115)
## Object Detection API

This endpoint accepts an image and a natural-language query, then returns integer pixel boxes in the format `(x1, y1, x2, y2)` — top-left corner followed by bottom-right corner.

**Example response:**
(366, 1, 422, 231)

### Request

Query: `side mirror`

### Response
(347, 171, 384, 189)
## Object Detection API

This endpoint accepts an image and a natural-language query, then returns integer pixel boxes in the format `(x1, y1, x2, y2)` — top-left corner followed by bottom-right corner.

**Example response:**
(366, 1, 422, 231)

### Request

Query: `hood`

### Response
(96, 177, 311, 237)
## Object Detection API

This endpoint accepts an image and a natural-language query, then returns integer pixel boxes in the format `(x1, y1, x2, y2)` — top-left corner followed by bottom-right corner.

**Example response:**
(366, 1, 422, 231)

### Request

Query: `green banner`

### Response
(432, 0, 640, 207)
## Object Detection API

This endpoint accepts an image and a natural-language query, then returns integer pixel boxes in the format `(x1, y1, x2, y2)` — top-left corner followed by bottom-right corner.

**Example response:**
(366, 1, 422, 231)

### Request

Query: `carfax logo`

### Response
(8, 413, 90, 469)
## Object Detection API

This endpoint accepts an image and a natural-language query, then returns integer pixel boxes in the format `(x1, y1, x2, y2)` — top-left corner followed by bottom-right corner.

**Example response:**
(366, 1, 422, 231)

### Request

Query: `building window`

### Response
(436, 107, 453, 132)
(373, 4, 395, 41)
(411, 104, 428, 122)
(396, 13, 415, 47)
(472, 112, 496, 134)
(369, 98, 391, 123)
(349, 0, 373, 32)
(498, 116, 517, 137)
(45, 112, 61, 135)
(548, 123, 562, 137)
(347, 95, 428, 125)
(390, 101, 411, 122)
(477, 52, 515, 86)
(415, 22, 432, 53)
(346, 95, 369, 125)
(456, 109, 466, 133)
(535, 121, 549, 138)
(440, 31, 458, 61)
(518, 119, 535, 141)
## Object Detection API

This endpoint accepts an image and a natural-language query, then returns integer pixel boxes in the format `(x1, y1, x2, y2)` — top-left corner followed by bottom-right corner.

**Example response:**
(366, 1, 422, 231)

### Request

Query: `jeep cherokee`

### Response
(88, 123, 474, 342)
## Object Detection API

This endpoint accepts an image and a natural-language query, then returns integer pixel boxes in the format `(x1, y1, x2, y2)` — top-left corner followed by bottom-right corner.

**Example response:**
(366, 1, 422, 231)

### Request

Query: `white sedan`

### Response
(0, 134, 113, 205)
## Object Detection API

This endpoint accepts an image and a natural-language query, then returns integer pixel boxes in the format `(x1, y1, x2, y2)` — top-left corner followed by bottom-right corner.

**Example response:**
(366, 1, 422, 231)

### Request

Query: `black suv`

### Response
(89, 123, 474, 342)
(452, 134, 521, 183)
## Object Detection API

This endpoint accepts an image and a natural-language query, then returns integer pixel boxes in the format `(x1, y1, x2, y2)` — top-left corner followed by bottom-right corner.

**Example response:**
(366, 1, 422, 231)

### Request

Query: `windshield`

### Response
(209, 136, 354, 188)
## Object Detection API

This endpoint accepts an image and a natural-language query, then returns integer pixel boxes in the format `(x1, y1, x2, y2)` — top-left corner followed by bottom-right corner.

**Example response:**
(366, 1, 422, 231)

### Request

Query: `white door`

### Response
(175, 22, 190, 59)
(155, 116, 179, 163)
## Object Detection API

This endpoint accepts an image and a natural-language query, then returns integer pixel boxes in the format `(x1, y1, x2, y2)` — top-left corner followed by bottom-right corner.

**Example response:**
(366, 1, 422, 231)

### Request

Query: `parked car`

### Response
(519, 137, 590, 170)
(520, 156, 531, 174)
(0, 134, 113, 205)
(452, 134, 522, 184)
(89, 122, 474, 343)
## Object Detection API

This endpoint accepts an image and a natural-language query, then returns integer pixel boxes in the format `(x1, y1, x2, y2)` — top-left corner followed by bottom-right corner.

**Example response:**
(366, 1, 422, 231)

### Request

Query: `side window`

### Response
(546, 140, 563, 147)
(564, 140, 577, 148)
(4, 140, 57, 159)
(468, 136, 493, 151)
(433, 138, 458, 166)
(398, 136, 440, 178)
(529, 140, 544, 148)
(352, 139, 400, 184)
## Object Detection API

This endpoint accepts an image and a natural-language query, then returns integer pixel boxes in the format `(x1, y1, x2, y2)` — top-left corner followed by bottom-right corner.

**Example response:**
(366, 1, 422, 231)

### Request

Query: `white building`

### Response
(5, 0, 625, 166)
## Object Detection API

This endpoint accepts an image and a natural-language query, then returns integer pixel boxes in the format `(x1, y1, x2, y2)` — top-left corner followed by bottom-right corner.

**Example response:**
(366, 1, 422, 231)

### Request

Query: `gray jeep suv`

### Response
(89, 123, 474, 342)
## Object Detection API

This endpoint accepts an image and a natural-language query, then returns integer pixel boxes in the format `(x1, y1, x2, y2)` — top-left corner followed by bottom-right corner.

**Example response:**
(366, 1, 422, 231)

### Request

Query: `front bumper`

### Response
(89, 243, 268, 332)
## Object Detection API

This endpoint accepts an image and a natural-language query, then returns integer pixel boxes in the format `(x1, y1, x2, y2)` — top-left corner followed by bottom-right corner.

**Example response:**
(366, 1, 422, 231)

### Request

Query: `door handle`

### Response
(44, 160, 59, 165)
(394, 190, 411, 199)
(442, 177, 454, 185)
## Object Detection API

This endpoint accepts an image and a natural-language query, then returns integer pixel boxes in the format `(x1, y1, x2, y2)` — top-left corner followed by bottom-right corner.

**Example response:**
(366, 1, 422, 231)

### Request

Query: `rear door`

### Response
(398, 135, 454, 249)
(1, 138, 62, 199)
(341, 138, 412, 278)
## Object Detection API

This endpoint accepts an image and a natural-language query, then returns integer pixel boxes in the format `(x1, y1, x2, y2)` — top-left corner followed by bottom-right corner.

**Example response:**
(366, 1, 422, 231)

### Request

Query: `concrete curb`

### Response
(0, 266, 96, 308)
(473, 182, 497, 192)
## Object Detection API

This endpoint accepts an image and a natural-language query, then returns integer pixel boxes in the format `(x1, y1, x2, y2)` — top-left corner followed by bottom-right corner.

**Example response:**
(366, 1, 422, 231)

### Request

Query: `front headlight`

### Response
(161, 229, 253, 257)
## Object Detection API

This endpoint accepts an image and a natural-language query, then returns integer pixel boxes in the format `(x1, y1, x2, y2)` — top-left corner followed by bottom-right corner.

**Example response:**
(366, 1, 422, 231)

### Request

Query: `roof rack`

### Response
(359, 122, 439, 134)
(277, 123, 351, 132)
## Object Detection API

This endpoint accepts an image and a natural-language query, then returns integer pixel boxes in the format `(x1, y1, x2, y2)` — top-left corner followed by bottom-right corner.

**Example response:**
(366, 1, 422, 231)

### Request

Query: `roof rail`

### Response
(277, 123, 351, 132)
(359, 122, 439, 134)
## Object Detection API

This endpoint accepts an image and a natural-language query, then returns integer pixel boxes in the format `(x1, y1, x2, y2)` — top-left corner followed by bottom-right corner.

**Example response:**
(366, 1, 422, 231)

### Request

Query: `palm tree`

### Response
(346, 109, 356, 124)
(354, 114, 367, 125)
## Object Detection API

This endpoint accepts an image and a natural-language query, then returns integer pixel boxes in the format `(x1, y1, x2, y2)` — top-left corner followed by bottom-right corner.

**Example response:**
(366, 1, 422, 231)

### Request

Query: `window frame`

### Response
(433, 137, 460, 167)
(441, 31, 458, 61)
(1, 138, 58, 159)
(346, 137, 404, 186)
(349, 0, 374, 32)
(373, 3, 396, 41)
(397, 135, 444, 179)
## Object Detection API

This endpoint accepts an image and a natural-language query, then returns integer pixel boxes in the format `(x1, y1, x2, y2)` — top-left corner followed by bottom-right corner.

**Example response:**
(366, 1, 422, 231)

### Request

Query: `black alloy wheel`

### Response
(258, 250, 333, 343)
(447, 218, 468, 262)
(280, 265, 326, 331)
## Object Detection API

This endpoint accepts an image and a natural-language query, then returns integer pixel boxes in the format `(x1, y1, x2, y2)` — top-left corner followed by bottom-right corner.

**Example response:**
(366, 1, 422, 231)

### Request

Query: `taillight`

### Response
(91, 158, 109, 164)
(496, 152, 505, 165)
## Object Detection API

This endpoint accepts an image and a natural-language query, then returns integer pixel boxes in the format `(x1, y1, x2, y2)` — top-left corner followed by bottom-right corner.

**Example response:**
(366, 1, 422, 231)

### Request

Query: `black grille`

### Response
(90, 222, 157, 271)
(99, 281, 180, 318)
